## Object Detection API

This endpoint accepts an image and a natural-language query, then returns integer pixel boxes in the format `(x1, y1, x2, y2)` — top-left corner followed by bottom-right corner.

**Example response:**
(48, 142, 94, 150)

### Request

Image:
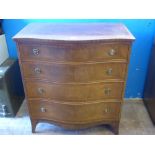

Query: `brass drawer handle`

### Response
(108, 49, 116, 56)
(33, 48, 39, 55)
(104, 88, 111, 95)
(37, 88, 45, 94)
(106, 68, 112, 75)
(34, 67, 41, 74)
(40, 107, 46, 113)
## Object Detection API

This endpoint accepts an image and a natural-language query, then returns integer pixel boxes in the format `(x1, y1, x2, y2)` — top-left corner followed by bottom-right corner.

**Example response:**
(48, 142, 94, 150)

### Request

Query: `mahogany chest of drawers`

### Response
(13, 23, 135, 134)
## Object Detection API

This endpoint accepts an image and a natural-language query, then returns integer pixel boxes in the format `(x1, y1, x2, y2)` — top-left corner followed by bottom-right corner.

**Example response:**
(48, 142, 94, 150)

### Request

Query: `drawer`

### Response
(29, 99, 121, 122)
(25, 81, 124, 101)
(22, 62, 127, 82)
(18, 42, 130, 62)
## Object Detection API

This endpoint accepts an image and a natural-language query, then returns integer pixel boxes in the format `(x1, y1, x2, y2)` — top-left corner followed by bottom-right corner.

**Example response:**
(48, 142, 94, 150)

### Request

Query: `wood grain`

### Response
(29, 99, 121, 123)
(19, 42, 130, 62)
(13, 23, 135, 134)
(25, 80, 124, 101)
(22, 61, 127, 82)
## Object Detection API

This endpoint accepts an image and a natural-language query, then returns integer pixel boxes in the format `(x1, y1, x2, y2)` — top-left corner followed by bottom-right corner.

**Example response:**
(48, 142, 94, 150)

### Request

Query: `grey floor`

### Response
(0, 100, 155, 135)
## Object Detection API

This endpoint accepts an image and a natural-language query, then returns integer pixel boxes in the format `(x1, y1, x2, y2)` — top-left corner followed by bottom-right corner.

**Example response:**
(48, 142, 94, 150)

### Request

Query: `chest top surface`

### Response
(13, 23, 135, 42)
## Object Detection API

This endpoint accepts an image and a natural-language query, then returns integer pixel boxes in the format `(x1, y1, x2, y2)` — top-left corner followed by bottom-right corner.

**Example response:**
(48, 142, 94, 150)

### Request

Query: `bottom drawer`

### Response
(28, 100, 121, 123)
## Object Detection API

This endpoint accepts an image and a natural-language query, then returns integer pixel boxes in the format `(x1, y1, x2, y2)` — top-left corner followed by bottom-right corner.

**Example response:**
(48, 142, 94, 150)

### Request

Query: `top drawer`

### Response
(18, 42, 130, 62)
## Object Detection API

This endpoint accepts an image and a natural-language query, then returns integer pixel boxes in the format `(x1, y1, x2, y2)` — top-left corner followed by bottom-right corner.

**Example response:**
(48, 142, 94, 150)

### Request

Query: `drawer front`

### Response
(22, 62, 127, 82)
(29, 100, 121, 122)
(25, 81, 124, 101)
(19, 43, 129, 62)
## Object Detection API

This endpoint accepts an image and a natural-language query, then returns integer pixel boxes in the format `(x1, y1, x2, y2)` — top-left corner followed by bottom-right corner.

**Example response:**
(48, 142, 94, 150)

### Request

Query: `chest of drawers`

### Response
(13, 23, 135, 134)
